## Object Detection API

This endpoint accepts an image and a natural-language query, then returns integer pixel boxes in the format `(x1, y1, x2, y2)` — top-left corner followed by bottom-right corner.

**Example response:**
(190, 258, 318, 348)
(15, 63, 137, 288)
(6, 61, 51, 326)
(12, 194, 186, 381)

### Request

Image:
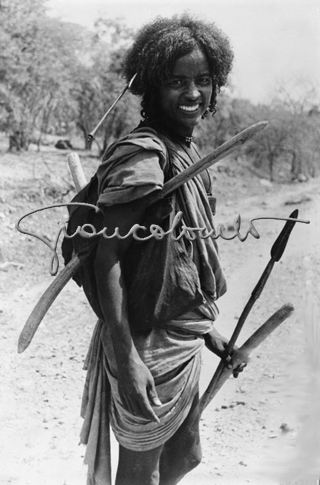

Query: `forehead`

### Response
(172, 48, 210, 76)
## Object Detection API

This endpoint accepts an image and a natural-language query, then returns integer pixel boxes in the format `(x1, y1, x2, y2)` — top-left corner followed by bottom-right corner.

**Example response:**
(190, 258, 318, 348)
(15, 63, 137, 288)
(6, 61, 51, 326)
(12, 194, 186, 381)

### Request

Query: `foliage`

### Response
(72, 17, 139, 153)
(244, 83, 320, 181)
(195, 82, 320, 183)
(0, 2, 139, 152)
(0, 2, 319, 181)
(194, 92, 257, 152)
(0, 0, 80, 149)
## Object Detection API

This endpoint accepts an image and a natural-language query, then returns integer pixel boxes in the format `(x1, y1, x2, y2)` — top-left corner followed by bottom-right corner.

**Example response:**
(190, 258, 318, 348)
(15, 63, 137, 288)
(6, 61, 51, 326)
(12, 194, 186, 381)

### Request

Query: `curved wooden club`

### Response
(186, 303, 294, 430)
(18, 121, 268, 353)
(18, 153, 87, 353)
(199, 302, 294, 414)
(18, 256, 81, 353)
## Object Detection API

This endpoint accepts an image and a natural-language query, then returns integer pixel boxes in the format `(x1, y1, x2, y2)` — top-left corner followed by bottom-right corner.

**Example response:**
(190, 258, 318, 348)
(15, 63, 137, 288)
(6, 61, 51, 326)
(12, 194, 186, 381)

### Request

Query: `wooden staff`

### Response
(67, 152, 87, 192)
(18, 121, 268, 353)
(66, 154, 111, 485)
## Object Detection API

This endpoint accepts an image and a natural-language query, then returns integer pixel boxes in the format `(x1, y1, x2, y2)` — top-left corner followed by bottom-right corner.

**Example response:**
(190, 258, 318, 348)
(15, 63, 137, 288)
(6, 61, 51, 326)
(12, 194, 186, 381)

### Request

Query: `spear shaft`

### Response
(199, 210, 299, 412)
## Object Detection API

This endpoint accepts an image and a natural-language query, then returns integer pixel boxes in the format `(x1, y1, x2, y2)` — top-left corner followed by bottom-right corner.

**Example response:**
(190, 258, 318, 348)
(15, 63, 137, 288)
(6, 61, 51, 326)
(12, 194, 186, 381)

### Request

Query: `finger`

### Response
(224, 354, 233, 369)
(234, 362, 247, 373)
(232, 362, 247, 378)
(147, 383, 162, 407)
(139, 394, 160, 423)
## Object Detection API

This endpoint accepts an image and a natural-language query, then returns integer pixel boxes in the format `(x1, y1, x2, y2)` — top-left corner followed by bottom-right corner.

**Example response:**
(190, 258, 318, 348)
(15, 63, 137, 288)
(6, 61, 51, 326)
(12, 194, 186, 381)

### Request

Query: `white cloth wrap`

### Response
(101, 318, 213, 452)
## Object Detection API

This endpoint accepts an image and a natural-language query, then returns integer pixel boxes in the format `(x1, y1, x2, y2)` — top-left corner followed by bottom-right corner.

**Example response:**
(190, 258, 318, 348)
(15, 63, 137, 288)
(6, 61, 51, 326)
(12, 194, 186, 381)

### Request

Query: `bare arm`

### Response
(204, 328, 247, 377)
(94, 199, 161, 422)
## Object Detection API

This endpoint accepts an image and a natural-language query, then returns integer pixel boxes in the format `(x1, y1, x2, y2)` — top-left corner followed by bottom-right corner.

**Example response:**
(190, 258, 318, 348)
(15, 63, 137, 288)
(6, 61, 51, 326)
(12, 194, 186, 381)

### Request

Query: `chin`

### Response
(185, 117, 201, 130)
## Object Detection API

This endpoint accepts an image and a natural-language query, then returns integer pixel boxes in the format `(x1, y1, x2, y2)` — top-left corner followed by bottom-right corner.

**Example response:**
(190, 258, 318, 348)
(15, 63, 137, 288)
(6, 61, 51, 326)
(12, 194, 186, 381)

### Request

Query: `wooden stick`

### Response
(66, 153, 112, 485)
(18, 121, 268, 353)
(67, 152, 87, 192)
(18, 155, 88, 353)
(198, 303, 294, 414)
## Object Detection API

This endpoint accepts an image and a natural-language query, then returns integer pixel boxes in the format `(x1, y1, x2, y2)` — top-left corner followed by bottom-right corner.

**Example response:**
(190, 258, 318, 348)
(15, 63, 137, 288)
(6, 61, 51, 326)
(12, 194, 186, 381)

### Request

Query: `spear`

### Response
(17, 121, 268, 353)
(198, 209, 299, 414)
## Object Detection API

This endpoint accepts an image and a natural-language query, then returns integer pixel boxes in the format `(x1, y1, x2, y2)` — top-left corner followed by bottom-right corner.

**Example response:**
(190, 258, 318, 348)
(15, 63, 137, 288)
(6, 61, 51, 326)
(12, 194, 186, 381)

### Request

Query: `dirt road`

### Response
(0, 148, 319, 485)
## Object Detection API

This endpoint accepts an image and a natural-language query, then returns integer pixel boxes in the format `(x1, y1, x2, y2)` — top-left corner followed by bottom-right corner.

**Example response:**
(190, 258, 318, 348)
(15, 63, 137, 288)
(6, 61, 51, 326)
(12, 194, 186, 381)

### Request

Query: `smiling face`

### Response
(157, 48, 213, 137)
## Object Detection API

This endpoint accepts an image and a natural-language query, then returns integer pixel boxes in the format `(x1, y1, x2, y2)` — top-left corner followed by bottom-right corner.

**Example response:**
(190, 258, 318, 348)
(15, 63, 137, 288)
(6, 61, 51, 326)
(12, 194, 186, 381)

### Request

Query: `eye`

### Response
(167, 79, 185, 87)
(198, 76, 212, 86)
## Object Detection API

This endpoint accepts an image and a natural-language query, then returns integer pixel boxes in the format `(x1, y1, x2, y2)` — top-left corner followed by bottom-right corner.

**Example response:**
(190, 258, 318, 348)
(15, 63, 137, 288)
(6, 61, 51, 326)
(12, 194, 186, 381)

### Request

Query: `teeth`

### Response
(179, 104, 200, 112)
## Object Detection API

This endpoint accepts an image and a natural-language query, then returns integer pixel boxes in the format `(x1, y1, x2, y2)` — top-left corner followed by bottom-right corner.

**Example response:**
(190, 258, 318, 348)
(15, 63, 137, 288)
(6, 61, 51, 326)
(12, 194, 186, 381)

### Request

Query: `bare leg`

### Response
(159, 391, 202, 485)
(116, 443, 164, 485)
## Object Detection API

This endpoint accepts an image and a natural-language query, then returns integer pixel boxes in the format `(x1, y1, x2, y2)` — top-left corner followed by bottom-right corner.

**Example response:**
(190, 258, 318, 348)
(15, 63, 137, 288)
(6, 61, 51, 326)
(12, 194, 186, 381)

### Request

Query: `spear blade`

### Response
(271, 209, 299, 262)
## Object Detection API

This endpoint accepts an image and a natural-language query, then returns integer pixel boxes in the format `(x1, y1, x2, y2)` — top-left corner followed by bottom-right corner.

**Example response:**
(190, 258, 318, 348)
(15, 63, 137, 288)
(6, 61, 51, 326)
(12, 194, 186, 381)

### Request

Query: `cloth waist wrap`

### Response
(80, 303, 217, 484)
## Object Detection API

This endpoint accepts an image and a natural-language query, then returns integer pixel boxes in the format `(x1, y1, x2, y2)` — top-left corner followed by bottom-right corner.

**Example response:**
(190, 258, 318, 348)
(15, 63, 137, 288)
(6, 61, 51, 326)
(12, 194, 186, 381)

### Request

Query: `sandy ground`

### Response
(0, 144, 319, 485)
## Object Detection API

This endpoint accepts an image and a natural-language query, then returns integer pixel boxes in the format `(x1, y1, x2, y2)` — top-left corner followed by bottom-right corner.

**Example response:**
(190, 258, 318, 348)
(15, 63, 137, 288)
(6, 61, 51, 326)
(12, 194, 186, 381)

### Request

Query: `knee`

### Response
(150, 469, 160, 485)
(131, 465, 160, 485)
(185, 447, 202, 472)
(117, 466, 160, 485)
(175, 446, 202, 475)
(159, 448, 202, 485)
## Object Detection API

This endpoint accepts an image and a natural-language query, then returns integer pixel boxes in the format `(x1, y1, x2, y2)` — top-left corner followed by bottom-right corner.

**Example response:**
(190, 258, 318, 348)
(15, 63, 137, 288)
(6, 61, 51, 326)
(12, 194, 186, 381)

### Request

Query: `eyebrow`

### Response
(170, 71, 211, 78)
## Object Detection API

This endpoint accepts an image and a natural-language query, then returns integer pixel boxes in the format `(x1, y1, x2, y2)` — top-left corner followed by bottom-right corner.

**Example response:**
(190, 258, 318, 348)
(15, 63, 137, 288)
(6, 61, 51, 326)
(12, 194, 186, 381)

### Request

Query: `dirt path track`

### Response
(0, 150, 319, 485)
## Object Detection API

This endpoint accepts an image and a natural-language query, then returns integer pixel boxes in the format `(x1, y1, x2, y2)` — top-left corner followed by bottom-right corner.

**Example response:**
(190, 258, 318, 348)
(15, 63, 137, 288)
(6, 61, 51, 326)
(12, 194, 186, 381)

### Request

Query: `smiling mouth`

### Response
(179, 104, 200, 113)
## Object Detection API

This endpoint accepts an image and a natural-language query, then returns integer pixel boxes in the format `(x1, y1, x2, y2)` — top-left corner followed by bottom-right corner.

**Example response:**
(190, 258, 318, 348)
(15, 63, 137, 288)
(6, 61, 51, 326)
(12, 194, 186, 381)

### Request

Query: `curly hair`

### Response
(123, 13, 234, 120)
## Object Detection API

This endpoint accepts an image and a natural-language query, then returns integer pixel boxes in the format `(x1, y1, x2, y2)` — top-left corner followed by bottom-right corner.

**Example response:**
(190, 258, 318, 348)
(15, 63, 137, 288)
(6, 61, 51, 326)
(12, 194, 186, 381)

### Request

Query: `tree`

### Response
(194, 92, 257, 153)
(0, 0, 46, 148)
(243, 82, 320, 181)
(71, 17, 139, 152)
(0, 0, 79, 150)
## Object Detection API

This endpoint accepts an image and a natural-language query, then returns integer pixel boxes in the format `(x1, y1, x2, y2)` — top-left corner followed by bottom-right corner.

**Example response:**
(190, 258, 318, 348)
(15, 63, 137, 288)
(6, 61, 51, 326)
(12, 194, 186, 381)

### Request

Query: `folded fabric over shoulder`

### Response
(97, 129, 168, 207)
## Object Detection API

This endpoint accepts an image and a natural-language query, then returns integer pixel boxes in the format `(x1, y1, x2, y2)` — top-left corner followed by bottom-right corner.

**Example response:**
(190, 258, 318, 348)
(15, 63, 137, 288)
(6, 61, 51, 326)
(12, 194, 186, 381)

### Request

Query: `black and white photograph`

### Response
(0, 1, 319, 484)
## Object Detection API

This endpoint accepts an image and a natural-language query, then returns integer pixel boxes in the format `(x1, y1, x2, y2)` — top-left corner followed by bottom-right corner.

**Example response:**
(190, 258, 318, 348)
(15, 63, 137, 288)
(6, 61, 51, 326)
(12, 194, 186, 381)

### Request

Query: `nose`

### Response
(185, 81, 200, 100)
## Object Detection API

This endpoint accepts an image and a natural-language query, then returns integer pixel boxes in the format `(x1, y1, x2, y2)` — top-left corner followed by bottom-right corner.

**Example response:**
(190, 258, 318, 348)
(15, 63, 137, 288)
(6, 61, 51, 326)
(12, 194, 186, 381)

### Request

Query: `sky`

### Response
(47, 0, 320, 104)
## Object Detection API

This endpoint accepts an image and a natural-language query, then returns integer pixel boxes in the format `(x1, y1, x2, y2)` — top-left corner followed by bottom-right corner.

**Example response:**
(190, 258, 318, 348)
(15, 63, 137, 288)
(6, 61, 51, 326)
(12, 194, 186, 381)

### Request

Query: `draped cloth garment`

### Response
(79, 126, 227, 484)
(96, 127, 227, 300)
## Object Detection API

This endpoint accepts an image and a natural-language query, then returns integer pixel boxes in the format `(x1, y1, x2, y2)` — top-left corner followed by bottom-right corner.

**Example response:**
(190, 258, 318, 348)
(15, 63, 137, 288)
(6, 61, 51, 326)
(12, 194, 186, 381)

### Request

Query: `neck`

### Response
(162, 118, 194, 138)
(146, 118, 194, 147)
